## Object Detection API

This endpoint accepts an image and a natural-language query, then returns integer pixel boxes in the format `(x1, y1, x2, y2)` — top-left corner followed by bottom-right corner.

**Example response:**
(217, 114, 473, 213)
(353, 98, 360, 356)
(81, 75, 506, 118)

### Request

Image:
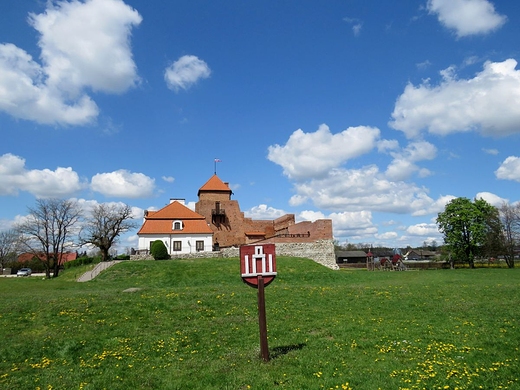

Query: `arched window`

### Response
(173, 220, 183, 230)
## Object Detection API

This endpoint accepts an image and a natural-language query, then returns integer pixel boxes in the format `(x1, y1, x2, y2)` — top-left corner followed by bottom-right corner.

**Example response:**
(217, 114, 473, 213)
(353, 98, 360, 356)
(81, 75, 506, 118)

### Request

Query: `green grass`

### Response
(0, 257, 519, 390)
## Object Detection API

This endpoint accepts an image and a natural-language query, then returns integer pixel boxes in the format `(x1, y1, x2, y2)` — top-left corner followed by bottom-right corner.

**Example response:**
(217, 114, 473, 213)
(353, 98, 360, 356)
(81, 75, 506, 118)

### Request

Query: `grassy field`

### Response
(0, 257, 519, 390)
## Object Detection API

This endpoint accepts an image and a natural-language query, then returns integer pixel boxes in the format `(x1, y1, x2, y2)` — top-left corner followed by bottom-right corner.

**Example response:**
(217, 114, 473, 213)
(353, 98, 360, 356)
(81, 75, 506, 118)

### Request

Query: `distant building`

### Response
(404, 250, 437, 260)
(18, 252, 78, 264)
(136, 174, 334, 254)
(335, 250, 368, 264)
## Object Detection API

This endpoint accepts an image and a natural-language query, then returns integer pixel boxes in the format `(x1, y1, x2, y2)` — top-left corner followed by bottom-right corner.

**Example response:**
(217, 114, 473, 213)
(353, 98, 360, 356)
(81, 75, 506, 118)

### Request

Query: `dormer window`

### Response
(173, 220, 183, 230)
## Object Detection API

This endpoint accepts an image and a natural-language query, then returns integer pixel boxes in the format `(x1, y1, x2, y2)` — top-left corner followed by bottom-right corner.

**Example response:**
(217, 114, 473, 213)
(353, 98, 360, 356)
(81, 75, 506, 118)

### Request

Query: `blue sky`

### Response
(1, 0, 520, 252)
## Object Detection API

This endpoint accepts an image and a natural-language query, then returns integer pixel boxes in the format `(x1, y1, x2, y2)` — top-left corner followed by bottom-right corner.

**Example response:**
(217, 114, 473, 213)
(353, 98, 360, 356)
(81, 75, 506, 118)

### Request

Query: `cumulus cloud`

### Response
(298, 210, 326, 222)
(328, 211, 377, 238)
(0, 0, 141, 125)
(164, 55, 211, 92)
(91, 170, 155, 198)
(245, 204, 286, 220)
(475, 191, 507, 207)
(495, 156, 520, 182)
(267, 124, 380, 180)
(390, 59, 520, 138)
(290, 165, 436, 215)
(385, 141, 437, 181)
(406, 223, 440, 236)
(427, 0, 506, 37)
(74, 197, 143, 220)
(0, 153, 85, 197)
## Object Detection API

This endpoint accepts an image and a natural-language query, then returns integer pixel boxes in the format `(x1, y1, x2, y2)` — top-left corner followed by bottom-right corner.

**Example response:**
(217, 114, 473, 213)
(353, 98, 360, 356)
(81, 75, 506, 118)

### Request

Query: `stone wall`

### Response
(130, 240, 338, 270)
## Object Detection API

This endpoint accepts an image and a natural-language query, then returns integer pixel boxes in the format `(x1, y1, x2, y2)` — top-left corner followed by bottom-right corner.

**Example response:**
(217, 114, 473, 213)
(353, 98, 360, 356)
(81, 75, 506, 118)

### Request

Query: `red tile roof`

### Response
(138, 219, 213, 235)
(18, 252, 78, 263)
(198, 174, 232, 195)
(137, 201, 213, 235)
(146, 201, 205, 220)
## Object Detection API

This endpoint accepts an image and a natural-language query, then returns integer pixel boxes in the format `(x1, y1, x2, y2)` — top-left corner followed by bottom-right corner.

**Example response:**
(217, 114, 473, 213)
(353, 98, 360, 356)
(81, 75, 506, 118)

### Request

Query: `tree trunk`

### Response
(53, 262, 60, 278)
(101, 248, 110, 262)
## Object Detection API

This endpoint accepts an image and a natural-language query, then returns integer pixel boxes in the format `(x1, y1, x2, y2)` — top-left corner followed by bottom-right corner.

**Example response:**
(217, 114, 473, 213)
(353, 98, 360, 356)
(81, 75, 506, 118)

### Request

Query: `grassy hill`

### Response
(0, 257, 519, 389)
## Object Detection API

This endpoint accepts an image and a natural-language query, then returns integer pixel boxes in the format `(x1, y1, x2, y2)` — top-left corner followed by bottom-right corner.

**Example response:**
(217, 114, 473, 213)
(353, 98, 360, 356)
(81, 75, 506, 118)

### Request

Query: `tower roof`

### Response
(198, 174, 232, 196)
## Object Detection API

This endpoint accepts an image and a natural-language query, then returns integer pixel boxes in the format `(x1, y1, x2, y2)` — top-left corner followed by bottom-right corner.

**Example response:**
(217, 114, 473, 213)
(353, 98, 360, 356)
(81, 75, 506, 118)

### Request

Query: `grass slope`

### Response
(0, 257, 519, 390)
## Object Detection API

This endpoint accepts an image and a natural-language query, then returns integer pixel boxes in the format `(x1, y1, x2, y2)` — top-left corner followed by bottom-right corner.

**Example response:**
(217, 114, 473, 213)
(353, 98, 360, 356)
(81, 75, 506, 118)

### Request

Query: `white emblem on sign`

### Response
(242, 245, 277, 278)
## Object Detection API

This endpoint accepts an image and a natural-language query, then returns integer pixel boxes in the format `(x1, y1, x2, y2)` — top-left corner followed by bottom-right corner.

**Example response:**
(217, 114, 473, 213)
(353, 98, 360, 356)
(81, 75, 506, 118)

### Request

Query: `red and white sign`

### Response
(240, 244, 277, 288)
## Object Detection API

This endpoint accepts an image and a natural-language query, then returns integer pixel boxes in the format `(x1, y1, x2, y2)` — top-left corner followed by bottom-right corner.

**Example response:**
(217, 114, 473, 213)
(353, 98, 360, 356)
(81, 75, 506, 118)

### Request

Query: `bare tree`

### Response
(0, 229, 20, 270)
(80, 203, 137, 262)
(16, 199, 82, 278)
(499, 202, 520, 268)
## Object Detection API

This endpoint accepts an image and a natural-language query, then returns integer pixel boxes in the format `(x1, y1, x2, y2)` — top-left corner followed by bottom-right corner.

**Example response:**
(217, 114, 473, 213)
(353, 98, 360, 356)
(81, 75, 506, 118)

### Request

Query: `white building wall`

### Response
(138, 234, 213, 254)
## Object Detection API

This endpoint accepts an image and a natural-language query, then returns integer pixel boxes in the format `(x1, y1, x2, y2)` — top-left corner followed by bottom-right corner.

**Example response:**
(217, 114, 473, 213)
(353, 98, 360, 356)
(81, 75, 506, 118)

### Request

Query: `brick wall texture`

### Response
(195, 179, 333, 248)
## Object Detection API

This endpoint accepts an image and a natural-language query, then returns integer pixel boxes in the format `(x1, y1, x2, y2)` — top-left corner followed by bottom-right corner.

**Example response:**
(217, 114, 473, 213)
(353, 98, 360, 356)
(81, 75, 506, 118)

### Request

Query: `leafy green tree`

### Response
(151, 240, 169, 260)
(436, 197, 498, 268)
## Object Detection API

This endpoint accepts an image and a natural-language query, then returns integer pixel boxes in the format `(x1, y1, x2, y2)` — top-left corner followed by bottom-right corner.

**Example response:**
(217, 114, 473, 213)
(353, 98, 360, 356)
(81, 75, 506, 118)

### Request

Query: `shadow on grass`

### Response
(270, 343, 306, 359)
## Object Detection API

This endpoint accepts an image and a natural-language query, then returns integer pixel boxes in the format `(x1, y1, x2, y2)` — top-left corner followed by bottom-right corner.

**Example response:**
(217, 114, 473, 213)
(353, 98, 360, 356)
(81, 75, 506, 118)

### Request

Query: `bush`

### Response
(63, 256, 100, 269)
(114, 254, 130, 260)
(151, 240, 169, 260)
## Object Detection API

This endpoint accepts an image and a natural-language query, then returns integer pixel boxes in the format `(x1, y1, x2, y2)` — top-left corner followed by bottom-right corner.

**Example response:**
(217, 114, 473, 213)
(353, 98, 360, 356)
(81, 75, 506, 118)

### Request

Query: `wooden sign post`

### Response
(240, 244, 277, 362)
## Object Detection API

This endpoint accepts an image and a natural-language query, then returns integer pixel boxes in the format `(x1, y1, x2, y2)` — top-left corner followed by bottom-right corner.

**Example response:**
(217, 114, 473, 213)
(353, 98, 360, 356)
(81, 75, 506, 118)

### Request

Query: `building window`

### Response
(173, 241, 182, 251)
(173, 220, 183, 230)
(196, 241, 204, 252)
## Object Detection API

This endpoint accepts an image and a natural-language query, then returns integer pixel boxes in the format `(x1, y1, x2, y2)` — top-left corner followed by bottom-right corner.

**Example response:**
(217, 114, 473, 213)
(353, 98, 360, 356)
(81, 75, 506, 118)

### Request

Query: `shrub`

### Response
(151, 240, 169, 260)
(114, 254, 130, 260)
(63, 256, 99, 269)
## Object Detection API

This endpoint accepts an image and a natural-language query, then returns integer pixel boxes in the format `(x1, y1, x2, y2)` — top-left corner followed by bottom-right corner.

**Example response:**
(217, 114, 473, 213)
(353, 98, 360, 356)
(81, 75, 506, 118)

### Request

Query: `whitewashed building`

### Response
(137, 199, 214, 255)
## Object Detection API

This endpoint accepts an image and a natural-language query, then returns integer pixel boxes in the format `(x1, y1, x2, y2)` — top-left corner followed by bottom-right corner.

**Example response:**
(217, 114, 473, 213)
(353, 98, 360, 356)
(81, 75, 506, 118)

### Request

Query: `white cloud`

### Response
(298, 210, 326, 222)
(406, 223, 440, 236)
(343, 17, 363, 36)
(495, 156, 520, 182)
(245, 204, 286, 220)
(427, 0, 506, 37)
(483, 148, 499, 155)
(289, 194, 308, 207)
(416, 60, 432, 70)
(164, 55, 211, 92)
(390, 59, 520, 138)
(91, 170, 155, 198)
(329, 211, 377, 237)
(162, 176, 175, 183)
(267, 124, 380, 180)
(385, 141, 437, 181)
(0, 0, 141, 125)
(413, 194, 457, 217)
(74, 197, 143, 220)
(375, 231, 398, 240)
(291, 165, 436, 215)
(0, 153, 84, 197)
(475, 191, 507, 207)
